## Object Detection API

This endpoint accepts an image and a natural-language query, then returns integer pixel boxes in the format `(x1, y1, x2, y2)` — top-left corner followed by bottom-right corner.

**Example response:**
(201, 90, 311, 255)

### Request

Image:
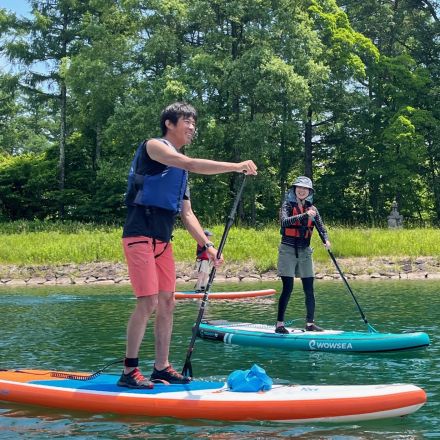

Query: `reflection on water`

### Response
(0, 280, 439, 439)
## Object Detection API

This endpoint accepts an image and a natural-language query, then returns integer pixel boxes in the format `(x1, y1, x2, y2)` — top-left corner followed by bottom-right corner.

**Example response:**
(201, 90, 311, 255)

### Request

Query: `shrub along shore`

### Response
(1, 222, 440, 286)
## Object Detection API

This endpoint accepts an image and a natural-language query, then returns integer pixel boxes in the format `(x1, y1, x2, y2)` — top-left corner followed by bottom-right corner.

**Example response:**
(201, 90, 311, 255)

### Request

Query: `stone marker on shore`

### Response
(388, 200, 404, 229)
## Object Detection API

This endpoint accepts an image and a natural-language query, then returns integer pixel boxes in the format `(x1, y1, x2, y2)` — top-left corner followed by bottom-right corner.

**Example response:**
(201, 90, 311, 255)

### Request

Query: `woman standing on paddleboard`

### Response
(275, 176, 331, 334)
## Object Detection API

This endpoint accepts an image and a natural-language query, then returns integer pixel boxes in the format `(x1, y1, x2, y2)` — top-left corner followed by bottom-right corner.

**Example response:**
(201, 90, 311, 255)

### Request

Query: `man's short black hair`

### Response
(160, 102, 197, 136)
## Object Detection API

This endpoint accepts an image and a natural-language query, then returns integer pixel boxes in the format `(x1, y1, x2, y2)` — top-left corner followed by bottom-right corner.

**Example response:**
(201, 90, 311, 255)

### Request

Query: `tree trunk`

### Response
(427, 140, 440, 223)
(58, 11, 69, 218)
(304, 106, 313, 179)
(386, 0, 399, 56)
(59, 82, 67, 218)
(279, 101, 290, 197)
(95, 122, 102, 170)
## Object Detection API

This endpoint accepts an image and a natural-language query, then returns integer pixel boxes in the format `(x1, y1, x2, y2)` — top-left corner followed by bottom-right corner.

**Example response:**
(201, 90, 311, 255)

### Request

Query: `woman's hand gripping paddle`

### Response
(182, 174, 247, 377)
(314, 221, 377, 333)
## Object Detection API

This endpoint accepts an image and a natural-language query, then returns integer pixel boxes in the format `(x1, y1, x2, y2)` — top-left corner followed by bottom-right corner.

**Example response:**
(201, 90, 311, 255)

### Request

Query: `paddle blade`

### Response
(367, 323, 378, 333)
(181, 361, 192, 378)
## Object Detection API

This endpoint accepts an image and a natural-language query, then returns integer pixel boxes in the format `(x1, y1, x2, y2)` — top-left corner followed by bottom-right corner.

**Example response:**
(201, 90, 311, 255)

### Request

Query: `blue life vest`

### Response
(126, 139, 188, 213)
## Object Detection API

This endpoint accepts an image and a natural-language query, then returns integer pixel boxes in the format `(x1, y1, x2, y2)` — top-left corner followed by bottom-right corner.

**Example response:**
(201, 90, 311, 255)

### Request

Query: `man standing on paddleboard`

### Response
(120, 102, 257, 389)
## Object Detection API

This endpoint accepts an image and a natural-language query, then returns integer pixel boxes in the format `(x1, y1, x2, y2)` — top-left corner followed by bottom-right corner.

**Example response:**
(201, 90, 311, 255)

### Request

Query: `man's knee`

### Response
(136, 295, 158, 314)
(157, 292, 175, 313)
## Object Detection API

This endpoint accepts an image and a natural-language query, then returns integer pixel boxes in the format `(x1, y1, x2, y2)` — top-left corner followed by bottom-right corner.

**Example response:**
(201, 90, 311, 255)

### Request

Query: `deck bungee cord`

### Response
(49, 358, 125, 380)
(0, 358, 125, 381)
(201, 319, 301, 330)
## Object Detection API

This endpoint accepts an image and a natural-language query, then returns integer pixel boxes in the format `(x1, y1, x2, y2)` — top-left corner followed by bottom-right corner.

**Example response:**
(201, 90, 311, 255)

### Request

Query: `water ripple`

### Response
(0, 280, 438, 439)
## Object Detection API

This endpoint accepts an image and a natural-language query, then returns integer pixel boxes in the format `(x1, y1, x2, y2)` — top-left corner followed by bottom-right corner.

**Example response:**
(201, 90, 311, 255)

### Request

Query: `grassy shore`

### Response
(1, 221, 440, 272)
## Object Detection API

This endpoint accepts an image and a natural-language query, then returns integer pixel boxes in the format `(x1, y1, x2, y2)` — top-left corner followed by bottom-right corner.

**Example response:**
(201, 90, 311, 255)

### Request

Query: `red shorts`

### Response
(122, 236, 176, 297)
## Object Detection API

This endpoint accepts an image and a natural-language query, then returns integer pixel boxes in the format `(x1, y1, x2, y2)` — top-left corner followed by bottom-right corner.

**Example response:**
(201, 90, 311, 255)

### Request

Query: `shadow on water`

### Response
(0, 279, 438, 439)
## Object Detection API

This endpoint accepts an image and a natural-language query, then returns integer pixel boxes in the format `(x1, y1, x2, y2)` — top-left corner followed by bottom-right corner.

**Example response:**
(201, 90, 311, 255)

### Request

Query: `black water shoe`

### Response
(117, 368, 154, 389)
(275, 325, 289, 334)
(150, 365, 191, 384)
(305, 323, 324, 332)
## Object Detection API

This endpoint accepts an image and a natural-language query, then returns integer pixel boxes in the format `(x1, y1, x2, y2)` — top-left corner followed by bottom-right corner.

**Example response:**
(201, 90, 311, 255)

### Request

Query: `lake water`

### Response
(0, 279, 438, 439)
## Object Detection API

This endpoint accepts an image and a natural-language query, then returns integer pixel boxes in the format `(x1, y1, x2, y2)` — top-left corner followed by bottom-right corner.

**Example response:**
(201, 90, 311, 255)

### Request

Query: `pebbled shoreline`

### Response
(1, 256, 440, 286)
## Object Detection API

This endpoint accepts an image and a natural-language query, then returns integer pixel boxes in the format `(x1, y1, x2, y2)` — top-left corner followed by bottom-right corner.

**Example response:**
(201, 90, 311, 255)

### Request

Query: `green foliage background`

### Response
(0, 0, 439, 226)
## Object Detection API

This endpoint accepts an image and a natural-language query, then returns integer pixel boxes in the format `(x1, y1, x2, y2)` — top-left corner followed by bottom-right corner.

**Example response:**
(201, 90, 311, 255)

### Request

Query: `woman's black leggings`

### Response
(277, 276, 315, 323)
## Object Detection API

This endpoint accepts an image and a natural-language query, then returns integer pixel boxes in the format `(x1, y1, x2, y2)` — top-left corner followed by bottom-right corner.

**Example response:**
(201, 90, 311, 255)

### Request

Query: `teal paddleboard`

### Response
(197, 320, 430, 353)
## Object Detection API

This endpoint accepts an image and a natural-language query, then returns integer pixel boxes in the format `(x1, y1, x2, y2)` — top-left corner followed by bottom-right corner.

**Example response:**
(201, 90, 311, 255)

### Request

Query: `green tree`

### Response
(340, 0, 440, 223)
(3, 0, 89, 217)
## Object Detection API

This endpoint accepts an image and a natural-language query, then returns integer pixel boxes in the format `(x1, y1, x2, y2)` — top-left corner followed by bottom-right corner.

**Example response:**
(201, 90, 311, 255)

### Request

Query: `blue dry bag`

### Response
(227, 364, 273, 392)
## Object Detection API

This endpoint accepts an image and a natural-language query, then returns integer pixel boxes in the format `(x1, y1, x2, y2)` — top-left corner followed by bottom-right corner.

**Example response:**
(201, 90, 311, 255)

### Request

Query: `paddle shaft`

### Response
(313, 222, 372, 328)
(182, 174, 247, 376)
